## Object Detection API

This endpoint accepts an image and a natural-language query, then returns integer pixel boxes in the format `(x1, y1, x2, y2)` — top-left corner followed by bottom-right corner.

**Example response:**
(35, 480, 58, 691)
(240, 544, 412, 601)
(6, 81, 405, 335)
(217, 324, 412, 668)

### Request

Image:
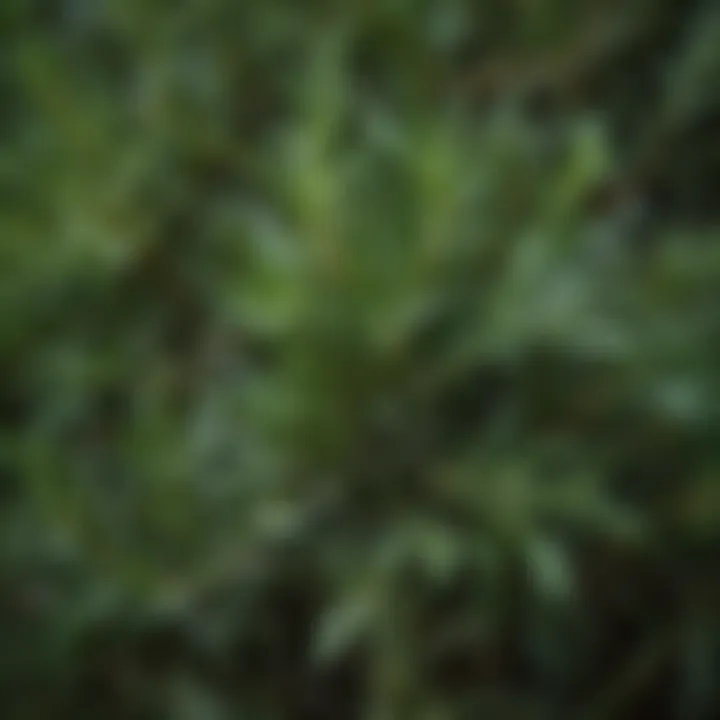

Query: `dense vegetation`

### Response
(1, 1, 719, 718)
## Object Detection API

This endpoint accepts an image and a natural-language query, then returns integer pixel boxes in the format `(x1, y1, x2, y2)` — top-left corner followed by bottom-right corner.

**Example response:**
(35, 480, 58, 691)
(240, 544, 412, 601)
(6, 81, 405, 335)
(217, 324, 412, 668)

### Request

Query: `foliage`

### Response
(1, 1, 719, 718)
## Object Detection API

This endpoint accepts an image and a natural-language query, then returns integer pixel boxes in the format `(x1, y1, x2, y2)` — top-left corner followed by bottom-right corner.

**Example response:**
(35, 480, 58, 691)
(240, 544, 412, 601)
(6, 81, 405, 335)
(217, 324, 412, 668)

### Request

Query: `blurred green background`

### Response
(1, 1, 719, 718)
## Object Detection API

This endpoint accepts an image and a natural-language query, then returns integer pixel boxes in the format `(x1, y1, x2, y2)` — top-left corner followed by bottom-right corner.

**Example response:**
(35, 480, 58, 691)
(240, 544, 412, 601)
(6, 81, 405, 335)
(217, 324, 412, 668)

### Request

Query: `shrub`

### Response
(1, 1, 719, 718)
